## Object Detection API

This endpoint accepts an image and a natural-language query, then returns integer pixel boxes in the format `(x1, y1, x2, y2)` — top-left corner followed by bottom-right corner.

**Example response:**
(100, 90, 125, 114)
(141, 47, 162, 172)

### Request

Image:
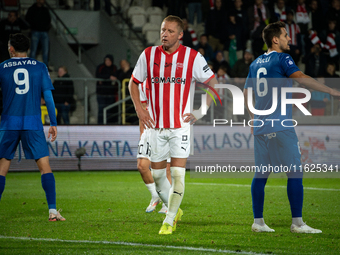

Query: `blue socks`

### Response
(251, 176, 268, 218)
(41, 173, 56, 209)
(251, 173, 303, 219)
(0, 175, 5, 200)
(287, 178, 303, 217)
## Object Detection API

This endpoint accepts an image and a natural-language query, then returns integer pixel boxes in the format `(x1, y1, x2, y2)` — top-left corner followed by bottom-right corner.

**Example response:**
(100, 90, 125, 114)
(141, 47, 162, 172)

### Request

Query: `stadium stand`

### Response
(142, 22, 159, 46)
(146, 6, 163, 26)
(127, 6, 146, 30)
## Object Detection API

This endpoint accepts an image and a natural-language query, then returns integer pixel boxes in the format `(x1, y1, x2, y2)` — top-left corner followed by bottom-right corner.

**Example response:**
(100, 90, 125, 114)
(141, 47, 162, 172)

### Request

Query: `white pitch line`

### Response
(188, 183, 340, 191)
(0, 235, 270, 255)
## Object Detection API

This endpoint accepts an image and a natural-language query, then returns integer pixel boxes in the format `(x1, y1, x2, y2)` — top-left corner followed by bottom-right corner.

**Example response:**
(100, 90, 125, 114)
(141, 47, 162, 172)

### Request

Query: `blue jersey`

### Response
(244, 51, 300, 135)
(0, 57, 54, 130)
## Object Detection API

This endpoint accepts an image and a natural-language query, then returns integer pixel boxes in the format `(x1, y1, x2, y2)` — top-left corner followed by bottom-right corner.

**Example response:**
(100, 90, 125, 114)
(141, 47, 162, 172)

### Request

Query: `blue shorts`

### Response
(254, 128, 302, 178)
(0, 130, 49, 160)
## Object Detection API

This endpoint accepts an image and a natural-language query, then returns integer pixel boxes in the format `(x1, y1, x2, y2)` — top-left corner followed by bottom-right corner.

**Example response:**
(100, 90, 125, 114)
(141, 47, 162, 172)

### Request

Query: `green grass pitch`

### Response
(0, 171, 339, 254)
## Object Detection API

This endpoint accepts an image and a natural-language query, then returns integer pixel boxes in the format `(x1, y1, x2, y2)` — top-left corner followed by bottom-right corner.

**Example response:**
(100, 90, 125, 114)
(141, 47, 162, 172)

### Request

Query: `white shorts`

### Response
(137, 129, 151, 160)
(149, 123, 191, 163)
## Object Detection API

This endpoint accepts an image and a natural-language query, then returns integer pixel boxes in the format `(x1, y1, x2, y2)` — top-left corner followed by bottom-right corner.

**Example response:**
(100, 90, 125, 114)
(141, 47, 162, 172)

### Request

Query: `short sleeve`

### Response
(132, 50, 147, 84)
(192, 52, 214, 83)
(280, 54, 300, 77)
(41, 64, 54, 92)
(139, 81, 147, 103)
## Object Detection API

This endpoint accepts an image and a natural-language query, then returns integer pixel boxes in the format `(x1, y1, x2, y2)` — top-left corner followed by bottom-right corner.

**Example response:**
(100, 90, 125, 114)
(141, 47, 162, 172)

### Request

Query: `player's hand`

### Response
(48, 126, 57, 142)
(137, 108, 155, 129)
(183, 113, 197, 125)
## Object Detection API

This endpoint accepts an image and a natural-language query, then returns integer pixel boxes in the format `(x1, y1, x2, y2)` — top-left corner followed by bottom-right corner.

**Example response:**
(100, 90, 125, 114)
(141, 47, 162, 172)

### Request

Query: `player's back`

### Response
(245, 51, 300, 135)
(0, 57, 53, 130)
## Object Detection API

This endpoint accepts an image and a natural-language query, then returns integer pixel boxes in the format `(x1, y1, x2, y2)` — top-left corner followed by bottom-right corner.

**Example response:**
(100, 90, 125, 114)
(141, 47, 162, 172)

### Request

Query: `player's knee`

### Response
(137, 161, 148, 173)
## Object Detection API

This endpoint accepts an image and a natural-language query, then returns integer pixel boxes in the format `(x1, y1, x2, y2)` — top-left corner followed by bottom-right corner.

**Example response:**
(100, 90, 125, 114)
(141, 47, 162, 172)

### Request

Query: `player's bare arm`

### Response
(128, 79, 155, 128)
(290, 71, 340, 97)
(183, 77, 218, 124)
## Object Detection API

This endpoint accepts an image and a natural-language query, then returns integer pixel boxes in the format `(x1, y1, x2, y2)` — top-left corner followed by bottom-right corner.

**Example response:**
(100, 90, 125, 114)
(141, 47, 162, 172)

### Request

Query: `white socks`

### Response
(145, 182, 159, 199)
(163, 167, 185, 226)
(292, 217, 304, 226)
(49, 209, 57, 215)
(151, 168, 171, 206)
(254, 218, 265, 226)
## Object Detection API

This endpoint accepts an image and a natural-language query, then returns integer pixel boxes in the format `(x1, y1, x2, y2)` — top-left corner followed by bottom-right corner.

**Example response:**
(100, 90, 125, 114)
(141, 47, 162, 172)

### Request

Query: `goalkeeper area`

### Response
(0, 171, 339, 255)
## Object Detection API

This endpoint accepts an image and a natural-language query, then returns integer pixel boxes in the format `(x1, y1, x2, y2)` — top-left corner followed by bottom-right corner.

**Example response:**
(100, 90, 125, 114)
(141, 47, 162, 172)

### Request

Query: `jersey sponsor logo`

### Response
(151, 77, 186, 84)
(165, 62, 172, 68)
(3, 60, 37, 68)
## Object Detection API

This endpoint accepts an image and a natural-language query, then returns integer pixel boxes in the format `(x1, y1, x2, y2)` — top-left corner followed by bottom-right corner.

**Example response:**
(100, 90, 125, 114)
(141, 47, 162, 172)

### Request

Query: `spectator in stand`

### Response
(324, 62, 340, 114)
(187, 0, 202, 25)
(231, 0, 249, 46)
(320, 19, 340, 70)
(205, 0, 228, 52)
(325, 62, 340, 89)
(248, 0, 271, 58)
(167, 0, 186, 20)
(197, 47, 205, 57)
(117, 59, 137, 124)
(117, 59, 133, 83)
(231, 49, 253, 88)
(310, 77, 330, 116)
(96, 54, 117, 124)
(327, 0, 340, 32)
(271, 0, 290, 22)
(195, 34, 214, 62)
(179, 18, 198, 48)
(25, 0, 51, 68)
(285, 10, 301, 63)
(53, 66, 75, 125)
(295, 0, 310, 57)
(304, 44, 327, 78)
(215, 65, 230, 119)
(224, 11, 245, 68)
(0, 11, 29, 62)
(212, 51, 231, 76)
(307, 0, 326, 36)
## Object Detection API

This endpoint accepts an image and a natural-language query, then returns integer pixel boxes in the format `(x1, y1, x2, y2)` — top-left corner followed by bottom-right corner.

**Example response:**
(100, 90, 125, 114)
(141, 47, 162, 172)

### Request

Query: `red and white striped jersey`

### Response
(285, 22, 300, 46)
(132, 44, 214, 128)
